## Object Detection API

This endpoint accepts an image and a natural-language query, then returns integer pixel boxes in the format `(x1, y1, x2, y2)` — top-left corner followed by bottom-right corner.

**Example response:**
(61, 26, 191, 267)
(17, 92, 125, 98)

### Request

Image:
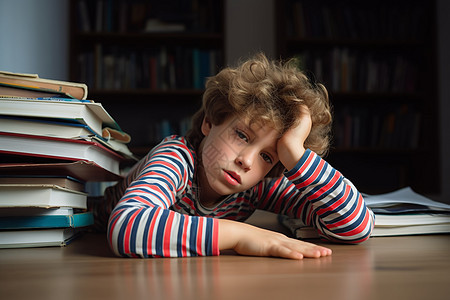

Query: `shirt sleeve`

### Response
(107, 140, 219, 258)
(257, 149, 374, 244)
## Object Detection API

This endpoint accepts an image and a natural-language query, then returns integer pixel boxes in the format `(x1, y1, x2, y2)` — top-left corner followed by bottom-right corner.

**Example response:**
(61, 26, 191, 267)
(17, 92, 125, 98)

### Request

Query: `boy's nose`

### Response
(235, 150, 254, 171)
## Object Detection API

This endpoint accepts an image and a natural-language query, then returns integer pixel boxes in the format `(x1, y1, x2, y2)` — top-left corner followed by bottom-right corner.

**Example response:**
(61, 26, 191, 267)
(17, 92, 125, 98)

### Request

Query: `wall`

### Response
(0, 0, 69, 80)
(437, 0, 450, 203)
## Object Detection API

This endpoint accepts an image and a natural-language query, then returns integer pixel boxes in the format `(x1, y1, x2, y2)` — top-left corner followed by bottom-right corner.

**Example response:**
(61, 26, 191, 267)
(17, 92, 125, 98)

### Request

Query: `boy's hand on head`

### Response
(277, 105, 312, 170)
(218, 219, 332, 259)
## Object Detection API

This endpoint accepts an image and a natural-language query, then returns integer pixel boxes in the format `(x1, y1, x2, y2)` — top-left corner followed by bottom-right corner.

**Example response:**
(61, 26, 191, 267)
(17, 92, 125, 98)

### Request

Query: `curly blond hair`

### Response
(186, 53, 332, 176)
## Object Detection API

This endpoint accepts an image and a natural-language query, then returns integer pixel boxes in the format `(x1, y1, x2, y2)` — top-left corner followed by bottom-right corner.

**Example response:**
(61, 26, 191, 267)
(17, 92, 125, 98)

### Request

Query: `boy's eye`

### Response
(260, 153, 273, 164)
(235, 129, 249, 142)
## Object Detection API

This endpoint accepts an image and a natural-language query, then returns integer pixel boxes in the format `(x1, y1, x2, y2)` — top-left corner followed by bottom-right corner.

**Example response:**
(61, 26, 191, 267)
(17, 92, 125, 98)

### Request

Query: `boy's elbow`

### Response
(329, 220, 374, 245)
(324, 230, 372, 245)
(322, 212, 375, 245)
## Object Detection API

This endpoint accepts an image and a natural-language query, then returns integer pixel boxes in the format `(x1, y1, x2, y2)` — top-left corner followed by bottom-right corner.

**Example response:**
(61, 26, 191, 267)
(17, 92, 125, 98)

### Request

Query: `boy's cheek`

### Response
(219, 125, 245, 149)
(202, 142, 224, 164)
(203, 141, 232, 166)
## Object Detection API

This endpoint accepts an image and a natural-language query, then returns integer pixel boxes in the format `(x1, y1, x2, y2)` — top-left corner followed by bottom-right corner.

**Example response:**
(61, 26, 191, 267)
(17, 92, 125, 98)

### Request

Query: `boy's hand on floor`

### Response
(218, 219, 332, 259)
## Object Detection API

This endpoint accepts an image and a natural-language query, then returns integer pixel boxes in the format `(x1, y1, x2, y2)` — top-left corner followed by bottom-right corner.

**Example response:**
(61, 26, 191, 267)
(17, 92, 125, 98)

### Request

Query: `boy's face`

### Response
(199, 115, 280, 203)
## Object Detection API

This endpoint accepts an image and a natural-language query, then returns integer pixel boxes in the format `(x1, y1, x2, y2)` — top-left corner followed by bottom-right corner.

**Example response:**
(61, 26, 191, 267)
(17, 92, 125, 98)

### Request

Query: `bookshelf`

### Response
(276, 0, 439, 194)
(68, 0, 225, 156)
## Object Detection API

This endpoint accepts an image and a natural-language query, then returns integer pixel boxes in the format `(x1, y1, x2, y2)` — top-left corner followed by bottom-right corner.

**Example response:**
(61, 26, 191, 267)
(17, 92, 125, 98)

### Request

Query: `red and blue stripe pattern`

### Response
(106, 136, 374, 258)
(281, 149, 374, 243)
(108, 136, 219, 257)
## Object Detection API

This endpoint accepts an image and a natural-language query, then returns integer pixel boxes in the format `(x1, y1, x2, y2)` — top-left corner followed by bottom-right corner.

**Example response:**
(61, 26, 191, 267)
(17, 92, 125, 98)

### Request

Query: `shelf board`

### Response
(328, 91, 422, 102)
(329, 147, 420, 155)
(87, 89, 205, 104)
(74, 32, 224, 47)
(89, 88, 204, 96)
(285, 37, 426, 49)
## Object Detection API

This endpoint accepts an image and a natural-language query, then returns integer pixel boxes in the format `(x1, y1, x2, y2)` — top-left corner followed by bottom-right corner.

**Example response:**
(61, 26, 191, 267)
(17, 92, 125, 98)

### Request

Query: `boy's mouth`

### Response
(223, 170, 241, 185)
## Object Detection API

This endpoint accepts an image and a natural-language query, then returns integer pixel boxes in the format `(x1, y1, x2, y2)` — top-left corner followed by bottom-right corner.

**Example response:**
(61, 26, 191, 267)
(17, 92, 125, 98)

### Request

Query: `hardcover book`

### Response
(0, 97, 121, 137)
(0, 176, 85, 192)
(0, 211, 94, 230)
(0, 71, 88, 100)
(0, 161, 123, 182)
(0, 184, 87, 209)
(0, 115, 135, 159)
(0, 132, 125, 176)
(0, 228, 82, 248)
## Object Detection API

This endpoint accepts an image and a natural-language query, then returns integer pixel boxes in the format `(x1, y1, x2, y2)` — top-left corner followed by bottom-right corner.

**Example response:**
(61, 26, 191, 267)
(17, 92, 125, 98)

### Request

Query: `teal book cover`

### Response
(0, 211, 94, 230)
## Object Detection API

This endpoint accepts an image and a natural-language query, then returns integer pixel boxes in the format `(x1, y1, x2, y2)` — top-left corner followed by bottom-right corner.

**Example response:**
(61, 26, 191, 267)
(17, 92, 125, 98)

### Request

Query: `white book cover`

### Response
(0, 184, 87, 209)
(0, 228, 80, 248)
(0, 98, 121, 136)
(0, 132, 123, 175)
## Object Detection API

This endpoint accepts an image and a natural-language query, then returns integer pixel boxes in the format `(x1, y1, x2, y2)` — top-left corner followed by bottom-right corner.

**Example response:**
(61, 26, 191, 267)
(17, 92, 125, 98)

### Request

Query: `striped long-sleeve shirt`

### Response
(105, 135, 374, 258)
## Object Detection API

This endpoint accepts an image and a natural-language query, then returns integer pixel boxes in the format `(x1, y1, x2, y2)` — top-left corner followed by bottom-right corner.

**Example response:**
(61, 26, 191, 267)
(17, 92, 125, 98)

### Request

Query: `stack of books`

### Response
(363, 187, 450, 237)
(279, 187, 450, 239)
(0, 71, 135, 248)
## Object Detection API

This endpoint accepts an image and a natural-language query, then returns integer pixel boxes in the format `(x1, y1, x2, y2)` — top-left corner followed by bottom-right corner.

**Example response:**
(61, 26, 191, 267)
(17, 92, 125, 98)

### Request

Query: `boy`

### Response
(96, 53, 374, 259)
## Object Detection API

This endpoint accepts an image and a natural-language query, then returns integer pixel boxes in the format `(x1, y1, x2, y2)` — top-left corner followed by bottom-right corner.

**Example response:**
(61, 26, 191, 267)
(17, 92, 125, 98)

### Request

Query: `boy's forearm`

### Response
(108, 203, 220, 257)
(278, 145, 306, 171)
(277, 105, 311, 170)
(217, 219, 240, 251)
(285, 149, 374, 243)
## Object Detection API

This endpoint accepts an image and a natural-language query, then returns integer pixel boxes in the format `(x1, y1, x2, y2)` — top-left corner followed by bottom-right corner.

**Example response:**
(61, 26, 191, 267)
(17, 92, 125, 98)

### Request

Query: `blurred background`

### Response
(0, 0, 449, 203)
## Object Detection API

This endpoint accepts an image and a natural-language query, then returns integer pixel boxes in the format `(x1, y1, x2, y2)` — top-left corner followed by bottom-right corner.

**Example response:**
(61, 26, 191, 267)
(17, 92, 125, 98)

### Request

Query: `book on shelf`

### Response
(285, 0, 426, 40)
(75, 0, 220, 33)
(0, 209, 93, 230)
(0, 132, 125, 176)
(0, 71, 88, 100)
(78, 46, 221, 91)
(0, 97, 121, 137)
(0, 184, 87, 209)
(0, 161, 123, 182)
(144, 19, 186, 33)
(292, 49, 419, 94)
(144, 117, 191, 145)
(279, 187, 450, 238)
(0, 175, 85, 192)
(333, 104, 421, 150)
(0, 227, 82, 248)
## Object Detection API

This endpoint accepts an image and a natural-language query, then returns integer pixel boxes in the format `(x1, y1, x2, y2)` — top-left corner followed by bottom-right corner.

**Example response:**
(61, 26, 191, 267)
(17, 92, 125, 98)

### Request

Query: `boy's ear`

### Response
(201, 117, 212, 136)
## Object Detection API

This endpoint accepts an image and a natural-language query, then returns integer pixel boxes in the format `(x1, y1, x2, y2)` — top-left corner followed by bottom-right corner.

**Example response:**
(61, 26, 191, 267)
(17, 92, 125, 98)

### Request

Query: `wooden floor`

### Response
(1, 211, 449, 300)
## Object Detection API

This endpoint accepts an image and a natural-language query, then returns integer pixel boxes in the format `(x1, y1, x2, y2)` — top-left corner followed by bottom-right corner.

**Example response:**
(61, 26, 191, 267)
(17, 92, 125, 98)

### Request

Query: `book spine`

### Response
(77, 47, 222, 91)
(74, 0, 218, 34)
(287, 0, 426, 40)
(292, 48, 419, 94)
(334, 104, 421, 150)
